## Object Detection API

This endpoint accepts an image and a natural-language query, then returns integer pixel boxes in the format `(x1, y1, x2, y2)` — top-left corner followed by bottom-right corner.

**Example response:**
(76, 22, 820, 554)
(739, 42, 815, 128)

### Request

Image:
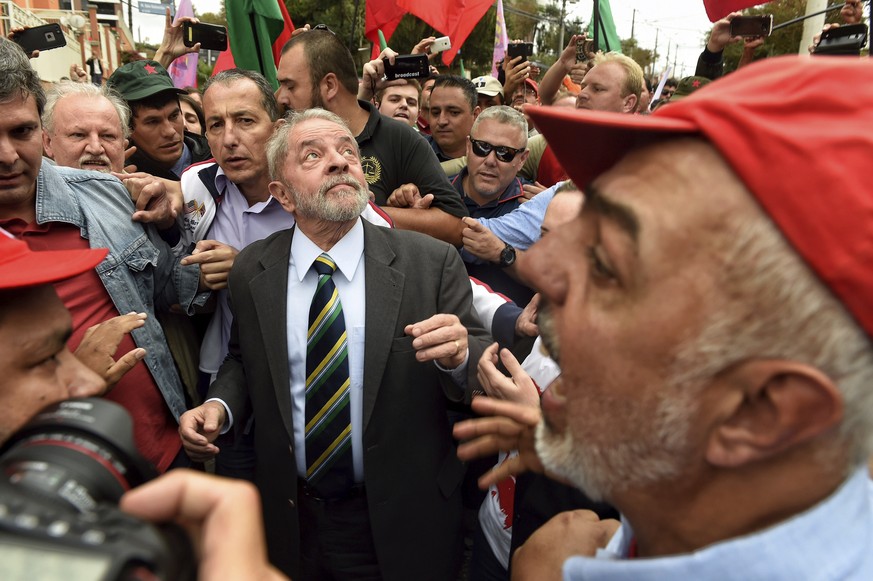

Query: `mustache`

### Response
(317, 174, 366, 197)
(78, 155, 112, 172)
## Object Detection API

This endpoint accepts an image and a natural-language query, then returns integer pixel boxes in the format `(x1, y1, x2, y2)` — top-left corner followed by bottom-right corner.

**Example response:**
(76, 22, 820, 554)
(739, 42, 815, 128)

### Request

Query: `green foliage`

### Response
(197, 60, 214, 87)
(622, 37, 654, 73)
(722, 0, 844, 71)
(198, 11, 228, 27)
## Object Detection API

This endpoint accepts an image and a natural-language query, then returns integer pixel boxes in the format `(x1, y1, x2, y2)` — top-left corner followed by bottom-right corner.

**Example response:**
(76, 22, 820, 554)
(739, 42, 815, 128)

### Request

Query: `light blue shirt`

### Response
(286, 219, 367, 481)
(565, 467, 873, 580)
(200, 170, 294, 374)
(170, 142, 193, 179)
(477, 181, 562, 250)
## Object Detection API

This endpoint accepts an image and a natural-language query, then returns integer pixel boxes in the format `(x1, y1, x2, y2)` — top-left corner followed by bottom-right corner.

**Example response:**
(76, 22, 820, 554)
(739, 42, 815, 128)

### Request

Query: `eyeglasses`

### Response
(312, 24, 335, 35)
(469, 137, 524, 163)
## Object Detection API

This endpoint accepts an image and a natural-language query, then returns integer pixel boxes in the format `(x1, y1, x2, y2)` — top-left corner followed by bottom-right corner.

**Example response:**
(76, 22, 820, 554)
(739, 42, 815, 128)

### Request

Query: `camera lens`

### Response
(0, 399, 157, 512)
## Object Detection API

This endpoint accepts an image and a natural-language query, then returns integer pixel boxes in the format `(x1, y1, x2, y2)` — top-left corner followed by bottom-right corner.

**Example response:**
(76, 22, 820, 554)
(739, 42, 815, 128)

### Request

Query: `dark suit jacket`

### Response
(209, 220, 490, 580)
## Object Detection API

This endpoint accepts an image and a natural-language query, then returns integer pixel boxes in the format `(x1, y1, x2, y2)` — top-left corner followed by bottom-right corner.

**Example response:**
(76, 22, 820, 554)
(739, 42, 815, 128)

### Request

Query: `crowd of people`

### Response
(1, 2, 872, 579)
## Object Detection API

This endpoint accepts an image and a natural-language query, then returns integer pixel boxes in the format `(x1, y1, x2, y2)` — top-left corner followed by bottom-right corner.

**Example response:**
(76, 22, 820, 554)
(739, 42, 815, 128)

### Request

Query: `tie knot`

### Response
(313, 253, 337, 277)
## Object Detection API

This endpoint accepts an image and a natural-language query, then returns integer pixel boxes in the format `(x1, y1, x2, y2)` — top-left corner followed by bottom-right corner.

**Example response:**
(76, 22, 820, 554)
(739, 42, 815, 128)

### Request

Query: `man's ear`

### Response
(42, 130, 54, 159)
(269, 180, 296, 214)
(473, 105, 482, 120)
(321, 73, 339, 103)
(622, 93, 639, 114)
(706, 360, 844, 468)
(518, 149, 530, 166)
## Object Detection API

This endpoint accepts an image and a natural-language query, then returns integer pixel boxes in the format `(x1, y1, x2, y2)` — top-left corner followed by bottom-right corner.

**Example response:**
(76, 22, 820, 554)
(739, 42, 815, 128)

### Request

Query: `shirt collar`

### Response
(569, 466, 873, 579)
(291, 218, 364, 283)
(213, 166, 281, 215)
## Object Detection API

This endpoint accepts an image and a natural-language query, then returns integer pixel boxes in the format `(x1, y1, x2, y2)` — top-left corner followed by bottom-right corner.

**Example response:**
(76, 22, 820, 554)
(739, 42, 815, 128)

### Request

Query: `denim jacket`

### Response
(35, 161, 204, 420)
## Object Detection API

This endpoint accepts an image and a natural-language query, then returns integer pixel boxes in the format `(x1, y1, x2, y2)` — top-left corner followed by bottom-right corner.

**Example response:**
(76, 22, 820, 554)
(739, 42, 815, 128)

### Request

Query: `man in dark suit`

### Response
(180, 108, 490, 580)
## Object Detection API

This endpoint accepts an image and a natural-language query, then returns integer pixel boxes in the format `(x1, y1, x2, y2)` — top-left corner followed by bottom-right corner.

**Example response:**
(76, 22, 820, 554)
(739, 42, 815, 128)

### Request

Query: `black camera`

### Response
(0, 399, 195, 581)
(383, 54, 430, 81)
(814, 24, 869, 56)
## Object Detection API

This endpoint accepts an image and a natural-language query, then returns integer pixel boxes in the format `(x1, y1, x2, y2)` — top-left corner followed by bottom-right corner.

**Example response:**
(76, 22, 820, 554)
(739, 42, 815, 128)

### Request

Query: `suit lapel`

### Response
(250, 228, 295, 442)
(362, 222, 404, 434)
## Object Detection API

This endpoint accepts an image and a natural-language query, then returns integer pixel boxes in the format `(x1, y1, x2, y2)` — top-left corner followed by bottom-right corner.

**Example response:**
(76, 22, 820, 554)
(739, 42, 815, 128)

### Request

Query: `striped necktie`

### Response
(304, 253, 354, 497)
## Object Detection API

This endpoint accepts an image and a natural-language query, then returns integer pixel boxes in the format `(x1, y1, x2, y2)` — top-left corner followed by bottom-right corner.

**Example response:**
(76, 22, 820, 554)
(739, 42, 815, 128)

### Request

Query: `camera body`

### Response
(814, 24, 869, 56)
(383, 54, 430, 80)
(0, 399, 195, 581)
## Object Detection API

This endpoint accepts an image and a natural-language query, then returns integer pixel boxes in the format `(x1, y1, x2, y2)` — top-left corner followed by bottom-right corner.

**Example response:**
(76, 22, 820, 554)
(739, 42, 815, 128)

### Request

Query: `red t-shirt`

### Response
(3, 219, 181, 472)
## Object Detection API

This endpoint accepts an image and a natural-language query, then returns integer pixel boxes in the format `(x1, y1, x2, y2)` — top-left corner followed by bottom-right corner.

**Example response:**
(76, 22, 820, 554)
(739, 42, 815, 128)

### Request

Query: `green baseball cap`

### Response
(107, 60, 185, 102)
(670, 76, 711, 102)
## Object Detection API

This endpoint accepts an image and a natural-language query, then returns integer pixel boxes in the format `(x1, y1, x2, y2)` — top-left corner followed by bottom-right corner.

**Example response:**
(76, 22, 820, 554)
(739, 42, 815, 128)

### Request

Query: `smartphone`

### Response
(383, 54, 430, 81)
(730, 15, 774, 38)
(183, 22, 228, 51)
(575, 38, 594, 63)
(12, 24, 66, 54)
(507, 42, 534, 64)
(430, 36, 451, 54)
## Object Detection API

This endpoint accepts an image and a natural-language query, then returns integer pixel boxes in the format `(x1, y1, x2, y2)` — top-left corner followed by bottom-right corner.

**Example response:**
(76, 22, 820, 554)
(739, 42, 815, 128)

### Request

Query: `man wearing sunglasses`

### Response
(450, 106, 534, 306)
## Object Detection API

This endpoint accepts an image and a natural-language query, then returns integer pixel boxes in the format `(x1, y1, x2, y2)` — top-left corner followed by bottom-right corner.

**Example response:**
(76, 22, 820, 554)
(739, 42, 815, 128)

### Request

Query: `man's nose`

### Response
(83, 133, 103, 154)
(517, 224, 572, 307)
(0, 135, 20, 167)
(57, 348, 107, 399)
(326, 149, 350, 174)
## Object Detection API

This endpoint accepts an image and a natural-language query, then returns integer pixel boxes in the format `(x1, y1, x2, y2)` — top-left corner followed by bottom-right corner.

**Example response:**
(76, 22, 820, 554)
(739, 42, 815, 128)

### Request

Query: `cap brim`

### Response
(0, 247, 107, 289)
(122, 86, 186, 102)
(528, 106, 698, 189)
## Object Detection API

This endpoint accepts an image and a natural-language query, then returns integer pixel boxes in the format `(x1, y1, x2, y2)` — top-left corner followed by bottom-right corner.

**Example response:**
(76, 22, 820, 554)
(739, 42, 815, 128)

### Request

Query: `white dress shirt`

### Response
(286, 219, 367, 481)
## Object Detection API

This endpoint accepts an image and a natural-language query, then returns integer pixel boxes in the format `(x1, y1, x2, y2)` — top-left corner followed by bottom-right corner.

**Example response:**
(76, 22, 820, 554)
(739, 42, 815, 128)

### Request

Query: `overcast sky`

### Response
(134, 0, 724, 77)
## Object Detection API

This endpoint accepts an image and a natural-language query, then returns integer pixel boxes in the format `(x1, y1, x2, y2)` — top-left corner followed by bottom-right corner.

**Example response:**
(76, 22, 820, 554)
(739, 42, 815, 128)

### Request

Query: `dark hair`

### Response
(129, 91, 180, 130)
(203, 68, 280, 122)
(432, 75, 477, 112)
(0, 37, 46, 116)
(280, 30, 358, 96)
(665, 77, 678, 87)
(178, 94, 205, 134)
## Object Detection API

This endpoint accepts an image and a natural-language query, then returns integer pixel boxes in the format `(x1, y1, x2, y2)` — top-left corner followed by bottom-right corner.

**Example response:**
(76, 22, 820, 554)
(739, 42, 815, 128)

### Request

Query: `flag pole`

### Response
(251, 12, 266, 77)
(593, 0, 600, 51)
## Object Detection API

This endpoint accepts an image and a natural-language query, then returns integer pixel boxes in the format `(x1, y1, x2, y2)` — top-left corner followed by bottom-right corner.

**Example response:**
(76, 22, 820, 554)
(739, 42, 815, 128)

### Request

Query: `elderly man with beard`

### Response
(455, 56, 873, 579)
(179, 108, 490, 580)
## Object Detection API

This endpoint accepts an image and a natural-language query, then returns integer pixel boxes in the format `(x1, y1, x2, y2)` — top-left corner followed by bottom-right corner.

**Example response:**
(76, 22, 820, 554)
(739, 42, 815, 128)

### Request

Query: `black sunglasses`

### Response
(469, 137, 524, 163)
(312, 24, 336, 35)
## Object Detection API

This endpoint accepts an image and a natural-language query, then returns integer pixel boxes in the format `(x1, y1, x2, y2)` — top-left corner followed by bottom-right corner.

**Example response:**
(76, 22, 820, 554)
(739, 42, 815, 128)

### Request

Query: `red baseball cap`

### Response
(0, 229, 107, 289)
(528, 55, 873, 338)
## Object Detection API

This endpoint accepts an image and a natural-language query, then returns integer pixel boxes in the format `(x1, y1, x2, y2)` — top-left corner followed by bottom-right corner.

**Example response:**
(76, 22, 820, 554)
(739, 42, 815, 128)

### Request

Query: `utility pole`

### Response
(557, 0, 577, 54)
(651, 28, 659, 78)
(665, 39, 671, 73)
(631, 8, 636, 41)
(800, 0, 828, 54)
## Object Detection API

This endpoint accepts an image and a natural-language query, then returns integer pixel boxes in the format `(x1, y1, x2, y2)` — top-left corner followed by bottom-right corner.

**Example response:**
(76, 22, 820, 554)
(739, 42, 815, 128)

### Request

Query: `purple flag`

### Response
(492, 0, 509, 77)
(168, 0, 198, 88)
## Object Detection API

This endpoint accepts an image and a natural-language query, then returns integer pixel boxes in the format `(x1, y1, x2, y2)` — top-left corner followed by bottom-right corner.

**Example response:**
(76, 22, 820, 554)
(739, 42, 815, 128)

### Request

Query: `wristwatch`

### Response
(498, 243, 517, 268)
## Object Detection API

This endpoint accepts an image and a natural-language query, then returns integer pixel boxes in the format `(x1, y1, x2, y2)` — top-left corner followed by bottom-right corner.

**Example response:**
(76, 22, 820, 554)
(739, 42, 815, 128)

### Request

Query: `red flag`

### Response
(365, 0, 407, 59)
(703, 0, 774, 22)
(396, 0, 494, 66)
(272, 0, 295, 62)
(212, 0, 294, 82)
